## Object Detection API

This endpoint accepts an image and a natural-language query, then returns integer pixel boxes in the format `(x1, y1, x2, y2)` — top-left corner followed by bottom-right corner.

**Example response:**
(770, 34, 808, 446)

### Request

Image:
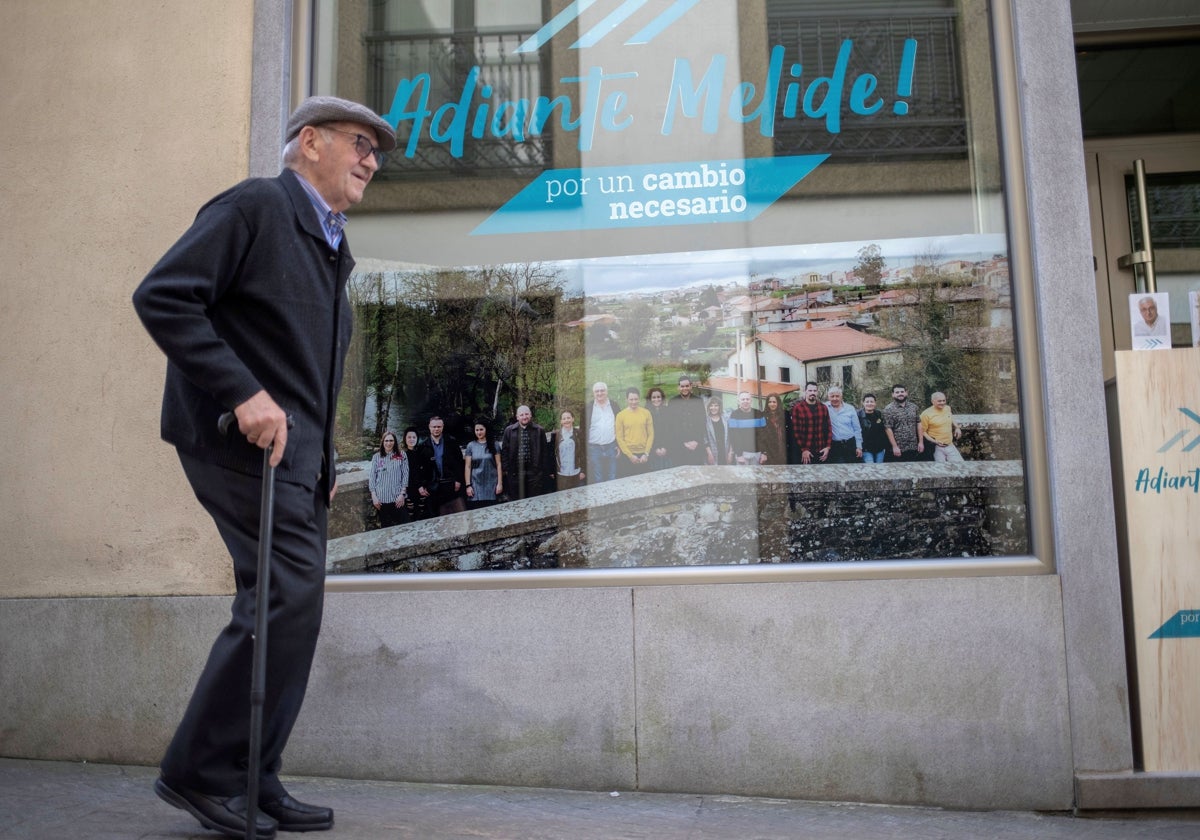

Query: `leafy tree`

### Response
(621, 299, 657, 360)
(877, 250, 991, 411)
(693, 320, 718, 348)
(854, 243, 885, 289)
(470, 262, 564, 414)
(339, 263, 569, 444)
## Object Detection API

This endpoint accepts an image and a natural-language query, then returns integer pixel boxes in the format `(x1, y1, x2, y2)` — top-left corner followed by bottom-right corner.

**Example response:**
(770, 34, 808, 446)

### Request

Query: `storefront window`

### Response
(311, 0, 1029, 576)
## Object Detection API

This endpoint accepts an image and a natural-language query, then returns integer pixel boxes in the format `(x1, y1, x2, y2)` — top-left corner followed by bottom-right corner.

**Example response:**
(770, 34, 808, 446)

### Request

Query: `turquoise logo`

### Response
(1157, 407, 1200, 453)
(1150, 610, 1200, 639)
(515, 0, 702, 53)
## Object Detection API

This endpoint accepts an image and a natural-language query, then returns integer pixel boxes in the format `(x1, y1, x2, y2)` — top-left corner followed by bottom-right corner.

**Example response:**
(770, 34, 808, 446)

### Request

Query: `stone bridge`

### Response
(327, 415, 1026, 574)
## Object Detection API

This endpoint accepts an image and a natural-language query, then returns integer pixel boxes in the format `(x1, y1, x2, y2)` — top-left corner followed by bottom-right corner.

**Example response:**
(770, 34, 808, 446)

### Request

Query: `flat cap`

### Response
(286, 96, 397, 152)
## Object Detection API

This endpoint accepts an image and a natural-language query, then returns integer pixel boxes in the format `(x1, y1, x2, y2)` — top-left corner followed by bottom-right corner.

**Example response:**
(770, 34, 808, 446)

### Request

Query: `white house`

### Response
(724, 325, 903, 395)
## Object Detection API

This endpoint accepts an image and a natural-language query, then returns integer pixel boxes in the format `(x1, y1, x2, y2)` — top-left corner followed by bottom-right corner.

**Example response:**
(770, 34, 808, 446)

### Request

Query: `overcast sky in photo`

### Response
(357, 233, 1009, 298)
(538, 233, 1008, 296)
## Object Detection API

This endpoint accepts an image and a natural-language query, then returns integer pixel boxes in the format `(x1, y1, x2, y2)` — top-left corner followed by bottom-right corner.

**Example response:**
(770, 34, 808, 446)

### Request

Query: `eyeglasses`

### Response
(324, 126, 387, 167)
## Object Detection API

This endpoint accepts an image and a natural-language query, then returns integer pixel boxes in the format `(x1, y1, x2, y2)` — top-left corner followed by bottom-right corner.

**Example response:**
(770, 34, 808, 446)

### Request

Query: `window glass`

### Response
(314, 0, 1029, 576)
(377, 1, 451, 31)
(1077, 41, 1200, 139)
(477, 2, 541, 31)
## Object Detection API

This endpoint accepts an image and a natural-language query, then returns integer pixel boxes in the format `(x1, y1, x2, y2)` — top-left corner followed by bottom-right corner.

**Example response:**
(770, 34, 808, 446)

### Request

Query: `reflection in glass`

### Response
(329, 236, 1027, 573)
(1126, 172, 1200, 342)
(315, 0, 1029, 574)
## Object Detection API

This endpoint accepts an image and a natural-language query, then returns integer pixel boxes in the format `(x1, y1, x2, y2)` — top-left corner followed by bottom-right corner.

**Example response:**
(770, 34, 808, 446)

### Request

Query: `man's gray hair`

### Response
(283, 126, 337, 168)
(282, 137, 302, 167)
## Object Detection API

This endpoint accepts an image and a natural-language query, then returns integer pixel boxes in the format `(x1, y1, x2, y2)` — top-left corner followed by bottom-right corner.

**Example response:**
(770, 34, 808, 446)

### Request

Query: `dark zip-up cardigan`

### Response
(133, 169, 353, 500)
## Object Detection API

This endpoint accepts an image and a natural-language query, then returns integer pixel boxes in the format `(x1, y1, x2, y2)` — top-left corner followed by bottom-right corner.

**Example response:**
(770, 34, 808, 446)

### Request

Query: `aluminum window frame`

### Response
(262, 0, 1052, 592)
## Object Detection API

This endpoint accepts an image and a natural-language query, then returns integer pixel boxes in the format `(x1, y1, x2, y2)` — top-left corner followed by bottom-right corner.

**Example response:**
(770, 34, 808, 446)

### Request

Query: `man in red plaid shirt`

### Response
(790, 381, 832, 464)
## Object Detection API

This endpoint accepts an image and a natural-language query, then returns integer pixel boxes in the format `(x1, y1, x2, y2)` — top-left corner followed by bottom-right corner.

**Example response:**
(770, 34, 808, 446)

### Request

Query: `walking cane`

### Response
(218, 411, 291, 840)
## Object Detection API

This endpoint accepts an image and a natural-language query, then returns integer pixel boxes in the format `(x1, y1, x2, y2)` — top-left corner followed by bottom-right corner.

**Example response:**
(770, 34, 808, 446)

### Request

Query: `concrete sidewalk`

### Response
(2, 758, 1199, 840)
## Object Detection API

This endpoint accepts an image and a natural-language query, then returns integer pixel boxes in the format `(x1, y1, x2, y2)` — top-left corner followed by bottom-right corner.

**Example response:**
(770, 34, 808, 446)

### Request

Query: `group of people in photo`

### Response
(367, 376, 966, 527)
(691, 380, 964, 468)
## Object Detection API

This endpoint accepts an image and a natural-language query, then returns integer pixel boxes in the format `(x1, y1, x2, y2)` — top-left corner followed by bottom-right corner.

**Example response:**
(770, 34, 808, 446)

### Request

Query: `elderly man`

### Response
(501, 405, 551, 499)
(824, 386, 862, 464)
(584, 381, 620, 482)
(1133, 295, 1169, 337)
(920, 392, 964, 462)
(133, 96, 395, 838)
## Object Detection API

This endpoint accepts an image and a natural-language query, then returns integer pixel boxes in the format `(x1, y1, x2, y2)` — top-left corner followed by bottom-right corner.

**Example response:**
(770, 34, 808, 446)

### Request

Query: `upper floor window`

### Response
(365, 0, 547, 180)
(766, 0, 965, 162)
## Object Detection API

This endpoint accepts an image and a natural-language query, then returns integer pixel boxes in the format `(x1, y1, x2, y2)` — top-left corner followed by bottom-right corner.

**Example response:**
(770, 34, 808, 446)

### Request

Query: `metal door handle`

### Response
(1116, 159, 1157, 292)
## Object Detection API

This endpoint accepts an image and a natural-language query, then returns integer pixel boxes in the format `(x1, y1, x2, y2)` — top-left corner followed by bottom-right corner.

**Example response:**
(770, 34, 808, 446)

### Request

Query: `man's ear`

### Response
(297, 125, 324, 161)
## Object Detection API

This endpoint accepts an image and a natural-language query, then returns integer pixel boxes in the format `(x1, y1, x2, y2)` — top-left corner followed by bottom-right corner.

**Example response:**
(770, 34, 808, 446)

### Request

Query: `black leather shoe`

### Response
(260, 794, 334, 832)
(155, 776, 278, 839)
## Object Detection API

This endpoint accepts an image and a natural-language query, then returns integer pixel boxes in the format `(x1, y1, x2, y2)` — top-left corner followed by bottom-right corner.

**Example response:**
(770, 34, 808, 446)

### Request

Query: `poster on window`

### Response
(312, 0, 1030, 575)
(1130, 292, 1171, 350)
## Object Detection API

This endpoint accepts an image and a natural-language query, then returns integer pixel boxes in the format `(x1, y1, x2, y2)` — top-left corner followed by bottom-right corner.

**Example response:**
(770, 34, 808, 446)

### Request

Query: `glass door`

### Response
(1087, 135, 1200, 768)
(1086, 135, 1200, 381)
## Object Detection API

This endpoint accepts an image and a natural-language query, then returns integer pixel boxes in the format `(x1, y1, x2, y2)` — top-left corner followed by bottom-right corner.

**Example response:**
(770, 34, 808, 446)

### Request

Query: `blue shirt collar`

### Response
(293, 172, 348, 250)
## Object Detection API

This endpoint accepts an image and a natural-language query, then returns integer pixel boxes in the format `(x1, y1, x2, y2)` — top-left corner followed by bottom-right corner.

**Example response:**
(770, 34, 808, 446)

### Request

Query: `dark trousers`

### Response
(432, 479, 465, 515)
(618, 453, 650, 478)
(510, 463, 544, 500)
(377, 502, 410, 528)
(829, 439, 858, 464)
(161, 453, 328, 800)
(555, 472, 586, 492)
(672, 444, 706, 466)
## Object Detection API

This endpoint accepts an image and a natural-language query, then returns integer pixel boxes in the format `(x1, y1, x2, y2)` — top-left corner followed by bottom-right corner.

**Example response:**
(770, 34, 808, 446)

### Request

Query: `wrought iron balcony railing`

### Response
(364, 12, 969, 180)
(366, 29, 549, 180)
(765, 11, 968, 161)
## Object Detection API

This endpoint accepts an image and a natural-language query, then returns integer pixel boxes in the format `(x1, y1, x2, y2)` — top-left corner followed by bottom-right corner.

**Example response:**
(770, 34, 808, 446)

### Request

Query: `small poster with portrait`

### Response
(1191, 291, 1200, 348)
(1130, 292, 1170, 350)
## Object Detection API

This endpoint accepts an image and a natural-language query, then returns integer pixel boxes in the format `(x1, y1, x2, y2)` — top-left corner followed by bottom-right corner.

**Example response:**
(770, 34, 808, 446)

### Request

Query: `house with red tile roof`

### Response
(715, 325, 903, 402)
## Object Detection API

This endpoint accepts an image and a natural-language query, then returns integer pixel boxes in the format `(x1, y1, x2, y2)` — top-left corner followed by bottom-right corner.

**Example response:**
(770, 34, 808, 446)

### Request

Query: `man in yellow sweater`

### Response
(919, 391, 964, 463)
(615, 387, 654, 478)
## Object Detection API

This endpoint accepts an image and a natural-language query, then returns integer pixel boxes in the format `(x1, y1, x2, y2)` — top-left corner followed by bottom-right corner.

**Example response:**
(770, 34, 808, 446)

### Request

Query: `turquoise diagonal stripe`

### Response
(1149, 610, 1200, 639)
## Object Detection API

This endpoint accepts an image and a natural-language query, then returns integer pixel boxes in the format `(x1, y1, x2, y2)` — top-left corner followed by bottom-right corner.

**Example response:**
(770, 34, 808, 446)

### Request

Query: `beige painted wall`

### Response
(0, 1, 256, 596)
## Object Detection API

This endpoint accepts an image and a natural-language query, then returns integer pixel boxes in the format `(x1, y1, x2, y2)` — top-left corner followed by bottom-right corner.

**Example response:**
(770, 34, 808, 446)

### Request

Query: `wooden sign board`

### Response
(1115, 348, 1200, 772)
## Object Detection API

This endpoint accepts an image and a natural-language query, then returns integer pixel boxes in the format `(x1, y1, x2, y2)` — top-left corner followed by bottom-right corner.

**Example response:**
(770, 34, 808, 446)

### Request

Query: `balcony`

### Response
(366, 28, 549, 180)
(766, 11, 968, 161)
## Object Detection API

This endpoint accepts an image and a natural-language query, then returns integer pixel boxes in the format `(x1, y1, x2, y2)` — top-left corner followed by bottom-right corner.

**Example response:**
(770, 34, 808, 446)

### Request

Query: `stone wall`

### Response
(954, 414, 1022, 460)
(327, 461, 1028, 574)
